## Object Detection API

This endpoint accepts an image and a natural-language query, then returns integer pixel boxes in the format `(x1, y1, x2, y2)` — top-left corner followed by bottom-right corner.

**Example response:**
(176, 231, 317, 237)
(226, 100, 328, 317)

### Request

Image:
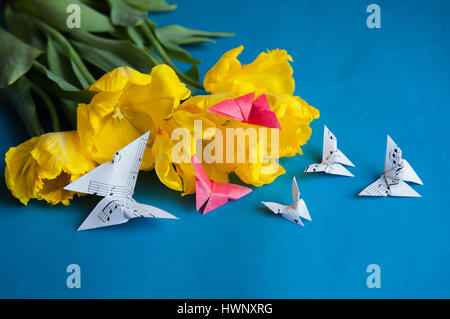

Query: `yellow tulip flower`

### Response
(77, 65, 190, 169)
(152, 46, 319, 193)
(5, 131, 96, 205)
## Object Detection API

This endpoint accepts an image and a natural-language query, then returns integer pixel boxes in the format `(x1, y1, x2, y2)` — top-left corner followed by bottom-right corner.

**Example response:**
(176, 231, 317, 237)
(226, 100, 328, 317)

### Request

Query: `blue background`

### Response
(1, 0, 449, 298)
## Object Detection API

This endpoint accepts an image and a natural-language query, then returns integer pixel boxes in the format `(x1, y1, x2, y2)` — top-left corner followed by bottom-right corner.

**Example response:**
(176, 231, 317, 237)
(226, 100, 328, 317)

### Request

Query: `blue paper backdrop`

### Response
(0, 0, 449, 298)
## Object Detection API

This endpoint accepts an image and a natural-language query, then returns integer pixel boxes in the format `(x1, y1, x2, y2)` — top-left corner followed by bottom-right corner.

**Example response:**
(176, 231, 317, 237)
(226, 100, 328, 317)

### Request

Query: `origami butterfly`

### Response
(207, 92, 281, 129)
(191, 156, 252, 214)
(359, 136, 422, 197)
(304, 125, 355, 177)
(262, 177, 311, 226)
(64, 132, 177, 230)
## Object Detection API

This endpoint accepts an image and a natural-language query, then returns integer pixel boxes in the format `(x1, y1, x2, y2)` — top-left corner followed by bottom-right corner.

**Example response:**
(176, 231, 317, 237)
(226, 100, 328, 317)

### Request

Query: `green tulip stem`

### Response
(33, 19, 96, 85)
(140, 22, 203, 89)
(30, 82, 60, 132)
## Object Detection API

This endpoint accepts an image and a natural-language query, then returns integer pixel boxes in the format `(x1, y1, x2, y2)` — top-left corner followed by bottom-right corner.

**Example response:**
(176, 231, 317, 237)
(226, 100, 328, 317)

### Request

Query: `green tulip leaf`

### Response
(13, 0, 115, 33)
(35, 19, 95, 87)
(0, 28, 42, 88)
(126, 26, 145, 47)
(157, 36, 202, 65)
(30, 61, 94, 103)
(156, 25, 233, 45)
(71, 40, 135, 73)
(0, 77, 44, 136)
(126, 0, 177, 12)
(69, 31, 156, 73)
(4, 5, 45, 50)
(60, 99, 78, 128)
(46, 36, 82, 89)
(109, 0, 145, 27)
(185, 64, 200, 82)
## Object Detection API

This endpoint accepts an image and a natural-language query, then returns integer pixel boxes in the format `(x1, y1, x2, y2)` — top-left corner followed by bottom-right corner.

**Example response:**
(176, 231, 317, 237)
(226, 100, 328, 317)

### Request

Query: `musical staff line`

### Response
(97, 200, 121, 223)
(88, 181, 130, 197)
(125, 135, 147, 192)
(362, 178, 390, 196)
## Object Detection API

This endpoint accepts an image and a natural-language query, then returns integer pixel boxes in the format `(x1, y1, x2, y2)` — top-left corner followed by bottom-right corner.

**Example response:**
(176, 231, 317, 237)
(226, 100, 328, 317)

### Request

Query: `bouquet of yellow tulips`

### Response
(1, 1, 319, 206)
(5, 46, 319, 205)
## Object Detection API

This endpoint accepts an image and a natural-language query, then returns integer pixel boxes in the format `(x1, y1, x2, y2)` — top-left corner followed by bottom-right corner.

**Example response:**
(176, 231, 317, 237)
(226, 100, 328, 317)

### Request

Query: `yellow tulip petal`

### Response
(90, 116, 154, 168)
(152, 130, 183, 191)
(234, 161, 285, 187)
(31, 131, 97, 179)
(203, 162, 229, 183)
(5, 132, 96, 206)
(76, 103, 96, 155)
(120, 65, 191, 126)
(180, 93, 235, 112)
(5, 137, 39, 205)
(204, 45, 295, 96)
(148, 65, 190, 102)
(90, 66, 152, 93)
(172, 110, 216, 138)
(85, 91, 121, 133)
(176, 161, 196, 196)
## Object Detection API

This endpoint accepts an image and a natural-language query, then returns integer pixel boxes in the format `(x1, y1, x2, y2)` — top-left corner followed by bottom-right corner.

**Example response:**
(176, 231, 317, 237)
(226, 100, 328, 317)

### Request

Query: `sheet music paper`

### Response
(65, 132, 148, 197)
(64, 131, 178, 230)
(262, 177, 311, 226)
(359, 135, 423, 197)
(305, 125, 355, 177)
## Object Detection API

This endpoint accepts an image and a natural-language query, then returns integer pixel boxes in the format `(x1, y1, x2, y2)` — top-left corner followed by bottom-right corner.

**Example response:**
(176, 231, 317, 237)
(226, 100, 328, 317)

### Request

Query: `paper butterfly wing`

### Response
(334, 149, 355, 167)
(65, 131, 149, 198)
(215, 181, 252, 200)
(359, 177, 390, 196)
(262, 201, 303, 225)
(247, 94, 281, 129)
(291, 178, 311, 221)
(305, 163, 329, 173)
(77, 196, 177, 231)
(64, 162, 118, 196)
(322, 125, 338, 162)
(125, 202, 178, 219)
(191, 156, 213, 211)
(77, 196, 129, 231)
(389, 180, 421, 197)
(384, 135, 403, 173)
(203, 181, 252, 214)
(202, 182, 252, 214)
(281, 211, 304, 226)
(297, 199, 311, 221)
(234, 92, 254, 121)
(261, 201, 286, 214)
(110, 131, 149, 193)
(292, 177, 300, 205)
(248, 110, 282, 129)
(398, 159, 423, 185)
(328, 163, 354, 177)
(192, 156, 252, 214)
(207, 99, 246, 122)
(249, 94, 270, 114)
(202, 188, 229, 215)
